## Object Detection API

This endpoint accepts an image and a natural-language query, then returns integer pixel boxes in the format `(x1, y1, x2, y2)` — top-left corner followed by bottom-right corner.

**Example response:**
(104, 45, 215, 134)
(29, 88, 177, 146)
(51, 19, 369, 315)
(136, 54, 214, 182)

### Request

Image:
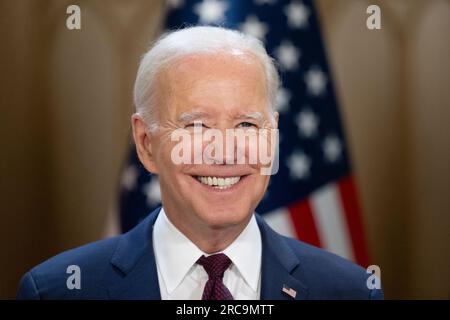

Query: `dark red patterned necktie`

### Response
(197, 253, 234, 300)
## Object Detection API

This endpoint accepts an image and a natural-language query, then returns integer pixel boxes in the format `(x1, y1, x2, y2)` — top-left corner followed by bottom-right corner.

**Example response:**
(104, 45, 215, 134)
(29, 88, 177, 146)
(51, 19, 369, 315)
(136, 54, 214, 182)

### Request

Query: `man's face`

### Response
(135, 51, 277, 230)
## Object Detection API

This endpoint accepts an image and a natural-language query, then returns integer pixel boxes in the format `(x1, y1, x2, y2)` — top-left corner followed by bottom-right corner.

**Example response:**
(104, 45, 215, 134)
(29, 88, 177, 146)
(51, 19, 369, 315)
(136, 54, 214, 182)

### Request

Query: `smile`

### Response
(196, 176, 241, 189)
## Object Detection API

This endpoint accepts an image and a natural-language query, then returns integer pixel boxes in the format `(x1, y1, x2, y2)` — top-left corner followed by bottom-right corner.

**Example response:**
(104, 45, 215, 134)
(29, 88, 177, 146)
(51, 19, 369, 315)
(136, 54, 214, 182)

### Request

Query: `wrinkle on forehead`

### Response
(153, 50, 269, 122)
(159, 50, 266, 92)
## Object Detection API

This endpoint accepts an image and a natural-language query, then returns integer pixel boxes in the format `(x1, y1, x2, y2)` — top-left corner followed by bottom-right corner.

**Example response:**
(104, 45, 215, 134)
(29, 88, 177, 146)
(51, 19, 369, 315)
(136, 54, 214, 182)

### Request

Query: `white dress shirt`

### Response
(153, 207, 262, 300)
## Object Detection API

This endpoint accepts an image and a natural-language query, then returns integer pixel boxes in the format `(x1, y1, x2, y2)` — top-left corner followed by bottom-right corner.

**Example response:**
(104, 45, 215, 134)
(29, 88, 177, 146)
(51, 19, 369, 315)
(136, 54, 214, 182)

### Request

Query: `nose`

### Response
(202, 127, 259, 166)
(199, 127, 238, 165)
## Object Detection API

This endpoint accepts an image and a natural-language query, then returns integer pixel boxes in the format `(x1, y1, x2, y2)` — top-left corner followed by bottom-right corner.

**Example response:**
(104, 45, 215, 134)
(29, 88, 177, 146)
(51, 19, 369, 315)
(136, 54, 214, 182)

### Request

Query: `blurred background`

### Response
(0, 0, 449, 299)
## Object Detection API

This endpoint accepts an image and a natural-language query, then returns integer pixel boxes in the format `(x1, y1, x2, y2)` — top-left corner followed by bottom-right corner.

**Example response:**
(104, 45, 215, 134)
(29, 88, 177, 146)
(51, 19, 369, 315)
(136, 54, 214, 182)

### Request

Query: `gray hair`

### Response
(133, 26, 280, 131)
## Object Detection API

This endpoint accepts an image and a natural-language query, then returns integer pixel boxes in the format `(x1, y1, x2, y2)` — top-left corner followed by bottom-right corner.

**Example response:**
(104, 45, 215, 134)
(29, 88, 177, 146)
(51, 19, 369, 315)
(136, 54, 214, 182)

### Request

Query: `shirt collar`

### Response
(153, 208, 204, 294)
(222, 215, 261, 292)
(153, 207, 262, 294)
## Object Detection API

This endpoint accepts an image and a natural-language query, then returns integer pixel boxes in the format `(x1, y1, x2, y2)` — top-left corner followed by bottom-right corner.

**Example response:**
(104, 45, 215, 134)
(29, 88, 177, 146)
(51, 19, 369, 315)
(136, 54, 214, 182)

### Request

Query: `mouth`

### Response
(192, 175, 249, 190)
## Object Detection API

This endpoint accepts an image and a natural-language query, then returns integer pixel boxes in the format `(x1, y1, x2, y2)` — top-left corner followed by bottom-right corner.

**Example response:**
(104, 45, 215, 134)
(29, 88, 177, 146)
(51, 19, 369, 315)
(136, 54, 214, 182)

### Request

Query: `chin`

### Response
(193, 202, 253, 228)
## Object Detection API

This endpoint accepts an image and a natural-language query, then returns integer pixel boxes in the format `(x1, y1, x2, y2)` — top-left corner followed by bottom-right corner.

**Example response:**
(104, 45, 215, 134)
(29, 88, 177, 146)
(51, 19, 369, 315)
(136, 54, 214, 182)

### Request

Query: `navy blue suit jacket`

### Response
(17, 207, 383, 299)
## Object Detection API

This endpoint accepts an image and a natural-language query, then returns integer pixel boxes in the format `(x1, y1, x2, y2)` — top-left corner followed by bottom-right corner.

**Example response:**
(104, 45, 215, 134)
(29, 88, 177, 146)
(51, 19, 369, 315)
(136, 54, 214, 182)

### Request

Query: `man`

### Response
(17, 26, 383, 300)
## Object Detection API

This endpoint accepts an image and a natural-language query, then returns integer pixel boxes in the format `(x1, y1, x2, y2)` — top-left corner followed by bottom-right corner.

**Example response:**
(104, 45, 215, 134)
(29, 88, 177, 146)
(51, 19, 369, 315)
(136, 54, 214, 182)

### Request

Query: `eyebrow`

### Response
(177, 111, 210, 123)
(235, 112, 265, 124)
(177, 111, 267, 124)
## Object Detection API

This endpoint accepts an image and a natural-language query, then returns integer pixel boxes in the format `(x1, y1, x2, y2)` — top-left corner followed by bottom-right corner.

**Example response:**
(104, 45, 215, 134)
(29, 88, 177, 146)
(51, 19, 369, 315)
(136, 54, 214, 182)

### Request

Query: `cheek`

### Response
(253, 174, 270, 199)
(241, 131, 275, 168)
(255, 174, 270, 188)
(154, 141, 181, 177)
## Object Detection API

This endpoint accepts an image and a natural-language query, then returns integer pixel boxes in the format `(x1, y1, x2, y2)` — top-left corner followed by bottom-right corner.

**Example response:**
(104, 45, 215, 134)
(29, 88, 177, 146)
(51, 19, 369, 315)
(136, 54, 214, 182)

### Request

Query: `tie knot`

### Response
(197, 253, 232, 279)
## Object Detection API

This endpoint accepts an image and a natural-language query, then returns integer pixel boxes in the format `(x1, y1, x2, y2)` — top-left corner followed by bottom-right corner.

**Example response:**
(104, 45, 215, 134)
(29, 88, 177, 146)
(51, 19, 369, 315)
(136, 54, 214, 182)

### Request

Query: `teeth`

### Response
(196, 176, 241, 188)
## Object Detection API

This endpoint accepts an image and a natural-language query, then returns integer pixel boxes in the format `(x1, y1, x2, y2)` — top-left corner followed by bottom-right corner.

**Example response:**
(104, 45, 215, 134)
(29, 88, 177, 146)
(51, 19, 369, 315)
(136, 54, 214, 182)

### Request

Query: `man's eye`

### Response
(186, 123, 206, 128)
(237, 122, 257, 128)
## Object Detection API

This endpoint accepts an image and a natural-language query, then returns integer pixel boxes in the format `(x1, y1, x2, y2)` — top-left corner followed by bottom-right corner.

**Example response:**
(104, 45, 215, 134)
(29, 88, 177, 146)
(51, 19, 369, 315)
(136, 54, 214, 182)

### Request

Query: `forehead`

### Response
(155, 51, 268, 116)
(158, 51, 267, 94)
(169, 50, 264, 77)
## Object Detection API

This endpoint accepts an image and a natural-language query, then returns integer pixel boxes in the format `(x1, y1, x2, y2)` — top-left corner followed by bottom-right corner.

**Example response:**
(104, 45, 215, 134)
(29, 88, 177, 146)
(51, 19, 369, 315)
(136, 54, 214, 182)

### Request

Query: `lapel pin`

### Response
(282, 284, 297, 299)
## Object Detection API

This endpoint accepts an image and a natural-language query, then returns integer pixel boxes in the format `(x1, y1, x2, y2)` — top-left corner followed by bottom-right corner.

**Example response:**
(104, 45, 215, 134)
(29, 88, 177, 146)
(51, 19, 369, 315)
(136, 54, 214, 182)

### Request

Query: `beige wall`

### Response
(0, 0, 449, 299)
(316, 0, 450, 298)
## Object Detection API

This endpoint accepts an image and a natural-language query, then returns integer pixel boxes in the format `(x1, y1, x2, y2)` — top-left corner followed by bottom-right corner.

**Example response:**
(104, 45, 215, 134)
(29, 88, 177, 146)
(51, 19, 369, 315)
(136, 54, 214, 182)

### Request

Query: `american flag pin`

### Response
(282, 284, 297, 299)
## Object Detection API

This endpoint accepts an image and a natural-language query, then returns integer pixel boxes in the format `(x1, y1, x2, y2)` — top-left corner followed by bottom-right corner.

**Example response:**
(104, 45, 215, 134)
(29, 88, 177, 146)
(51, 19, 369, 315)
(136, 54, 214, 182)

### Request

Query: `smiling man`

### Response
(17, 26, 382, 300)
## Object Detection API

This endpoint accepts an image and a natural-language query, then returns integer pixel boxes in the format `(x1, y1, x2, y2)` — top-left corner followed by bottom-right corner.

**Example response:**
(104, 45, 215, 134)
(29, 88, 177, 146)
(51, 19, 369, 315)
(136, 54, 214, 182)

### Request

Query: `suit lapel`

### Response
(256, 214, 309, 300)
(108, 208, 162, 299)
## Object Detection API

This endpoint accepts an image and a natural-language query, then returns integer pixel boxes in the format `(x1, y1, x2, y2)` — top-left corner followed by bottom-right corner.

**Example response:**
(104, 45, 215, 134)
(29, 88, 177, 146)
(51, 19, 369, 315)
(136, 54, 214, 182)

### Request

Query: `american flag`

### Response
(118, 0, 369, 267)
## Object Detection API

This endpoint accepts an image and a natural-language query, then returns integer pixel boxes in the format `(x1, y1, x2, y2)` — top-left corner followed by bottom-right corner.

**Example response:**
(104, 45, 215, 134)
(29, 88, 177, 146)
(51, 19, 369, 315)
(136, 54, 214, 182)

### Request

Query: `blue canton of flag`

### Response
(119, 0, 370, 266)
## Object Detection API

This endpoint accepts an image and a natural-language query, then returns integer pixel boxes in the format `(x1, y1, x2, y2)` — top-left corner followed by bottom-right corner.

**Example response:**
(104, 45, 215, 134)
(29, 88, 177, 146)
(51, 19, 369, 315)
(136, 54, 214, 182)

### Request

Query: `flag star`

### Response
(142, 178, 161, 206)
(167, 0, 184, 9)
(287, 151, 311, 179)
(275, 87, 291, 113)
(239, 15, 268, 42)
(284, 1, 310, 29)
(194, 0, 229, 24)
(254, 0, 276, 5)
(121, 165, 138, 191)
(296, 109, 319, 137)
(274, 40, 301, 71)
(323, 135, 342, 162)
(304, 66, 327, 96)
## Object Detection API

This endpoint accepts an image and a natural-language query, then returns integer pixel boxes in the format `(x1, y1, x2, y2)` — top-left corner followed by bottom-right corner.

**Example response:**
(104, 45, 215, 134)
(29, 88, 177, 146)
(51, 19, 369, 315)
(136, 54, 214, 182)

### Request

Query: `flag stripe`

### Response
(263, 207, 296, 239)
(310, 183, 354, 260)
(288, 199, 321, 247)
(337, 175, 370, 267)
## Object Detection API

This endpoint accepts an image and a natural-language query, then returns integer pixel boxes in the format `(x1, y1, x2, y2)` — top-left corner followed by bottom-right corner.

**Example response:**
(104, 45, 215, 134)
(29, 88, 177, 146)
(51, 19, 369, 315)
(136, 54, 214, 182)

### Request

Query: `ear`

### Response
(131, 113, 159, 174)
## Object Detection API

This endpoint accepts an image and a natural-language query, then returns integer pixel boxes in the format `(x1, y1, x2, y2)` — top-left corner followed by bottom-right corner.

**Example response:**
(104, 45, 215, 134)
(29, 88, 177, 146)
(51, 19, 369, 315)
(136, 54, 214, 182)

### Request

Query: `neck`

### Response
(163, 207, 252, 254)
